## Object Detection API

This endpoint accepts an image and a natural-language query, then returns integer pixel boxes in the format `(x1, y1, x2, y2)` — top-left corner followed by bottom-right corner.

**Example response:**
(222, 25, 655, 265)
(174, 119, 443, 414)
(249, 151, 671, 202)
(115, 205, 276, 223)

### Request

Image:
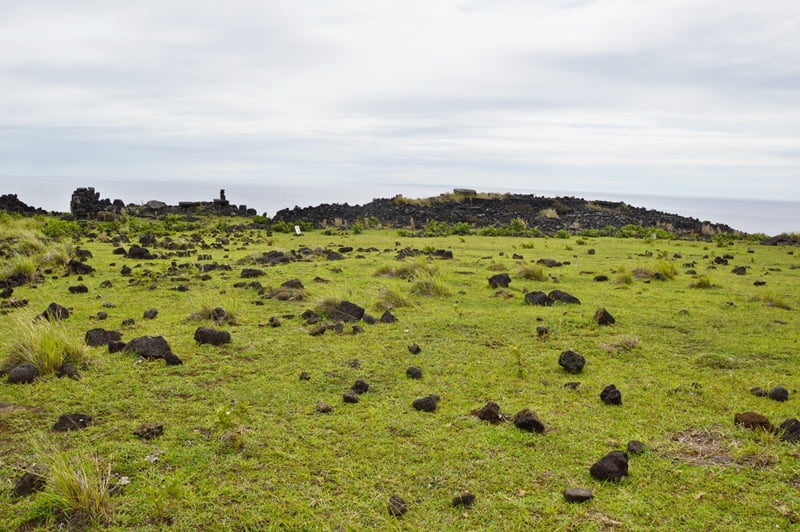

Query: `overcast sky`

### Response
(1, 0, 798, 204)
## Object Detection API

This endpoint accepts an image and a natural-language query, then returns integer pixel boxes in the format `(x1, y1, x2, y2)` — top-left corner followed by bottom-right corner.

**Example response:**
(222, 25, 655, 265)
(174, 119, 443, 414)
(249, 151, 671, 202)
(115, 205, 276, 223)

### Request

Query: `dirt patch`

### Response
(660, 425, 736, 466)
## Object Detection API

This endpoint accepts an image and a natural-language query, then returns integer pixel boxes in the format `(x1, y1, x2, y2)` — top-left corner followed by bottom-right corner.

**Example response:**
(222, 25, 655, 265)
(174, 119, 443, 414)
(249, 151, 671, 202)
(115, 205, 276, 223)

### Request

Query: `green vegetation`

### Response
(1, 214, 799, 529)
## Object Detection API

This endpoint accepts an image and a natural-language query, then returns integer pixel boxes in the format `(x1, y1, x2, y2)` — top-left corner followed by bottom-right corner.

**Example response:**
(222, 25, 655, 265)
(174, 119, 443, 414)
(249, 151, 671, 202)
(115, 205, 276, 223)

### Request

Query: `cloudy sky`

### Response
(1, 0, 798, 208)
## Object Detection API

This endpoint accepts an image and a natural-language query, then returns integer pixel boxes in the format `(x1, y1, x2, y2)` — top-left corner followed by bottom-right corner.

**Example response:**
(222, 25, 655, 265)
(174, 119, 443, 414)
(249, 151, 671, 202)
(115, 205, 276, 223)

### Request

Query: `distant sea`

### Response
(3, 177, 799, 236)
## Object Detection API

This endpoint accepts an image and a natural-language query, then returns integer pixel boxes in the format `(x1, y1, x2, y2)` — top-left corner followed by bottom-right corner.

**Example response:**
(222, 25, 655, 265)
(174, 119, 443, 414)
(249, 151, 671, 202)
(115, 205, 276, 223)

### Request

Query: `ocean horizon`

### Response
(2, 176, 798, 236)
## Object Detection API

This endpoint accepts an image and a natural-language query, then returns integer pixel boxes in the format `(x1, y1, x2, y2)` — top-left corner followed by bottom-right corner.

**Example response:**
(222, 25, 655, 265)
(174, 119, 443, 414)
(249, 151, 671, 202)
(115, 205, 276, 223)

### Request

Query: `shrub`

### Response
(516, 263, 547, 282)
(554, 229, 571, 239)
(30, 451, 113, 528)
(2, 312, 90, 375)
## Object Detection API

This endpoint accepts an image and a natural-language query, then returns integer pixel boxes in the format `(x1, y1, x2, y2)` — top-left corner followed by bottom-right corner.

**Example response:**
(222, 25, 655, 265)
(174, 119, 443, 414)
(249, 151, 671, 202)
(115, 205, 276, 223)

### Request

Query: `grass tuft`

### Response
(2, 311, 89, 374)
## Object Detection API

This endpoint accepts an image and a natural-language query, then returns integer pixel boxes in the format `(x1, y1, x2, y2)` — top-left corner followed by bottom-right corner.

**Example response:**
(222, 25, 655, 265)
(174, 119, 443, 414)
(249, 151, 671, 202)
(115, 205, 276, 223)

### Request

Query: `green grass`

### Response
(2, 310, 90, 374)
(1, 216, 799, 529)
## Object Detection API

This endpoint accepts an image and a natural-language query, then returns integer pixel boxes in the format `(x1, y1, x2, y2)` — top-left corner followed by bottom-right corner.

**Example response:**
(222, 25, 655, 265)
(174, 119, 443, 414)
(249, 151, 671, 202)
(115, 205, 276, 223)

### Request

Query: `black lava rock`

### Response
(558, 350, 585, 374)
(512, 408, 545, 433)
(600, 384, 622, 405)
(563, 487, 594, 503)
(405, 366, 423, 379)
(412, 394, 440, 412)
(351, 379, 369, 394)
(8, 363, 39, 384)
(387, 494, 407, 517)
(193, 326, 232, 346)
(53, 413, 92, 432)
(452, 492, 476, 507)
(769, 385, 789, 402)
(589, 451, 629, 481)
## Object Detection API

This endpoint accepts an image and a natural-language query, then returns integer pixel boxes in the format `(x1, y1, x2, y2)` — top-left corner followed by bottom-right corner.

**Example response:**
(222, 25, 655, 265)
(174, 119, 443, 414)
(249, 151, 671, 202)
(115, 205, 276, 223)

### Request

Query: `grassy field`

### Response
(1, 214, 799, 530)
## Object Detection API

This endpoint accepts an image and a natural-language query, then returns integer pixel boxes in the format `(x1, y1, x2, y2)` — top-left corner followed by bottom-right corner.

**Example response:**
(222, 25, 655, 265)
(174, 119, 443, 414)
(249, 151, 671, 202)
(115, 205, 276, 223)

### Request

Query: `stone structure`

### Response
(70, 187, 124, 219)
(0, 194, 46, 215)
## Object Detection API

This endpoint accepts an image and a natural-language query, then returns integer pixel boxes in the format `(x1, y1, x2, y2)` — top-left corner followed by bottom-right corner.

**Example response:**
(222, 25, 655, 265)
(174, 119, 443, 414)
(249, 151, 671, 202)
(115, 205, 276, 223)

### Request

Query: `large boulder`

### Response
(558, 350, 586, 374)
(194, 327, 231, 346)
(85, 328, 122, 347)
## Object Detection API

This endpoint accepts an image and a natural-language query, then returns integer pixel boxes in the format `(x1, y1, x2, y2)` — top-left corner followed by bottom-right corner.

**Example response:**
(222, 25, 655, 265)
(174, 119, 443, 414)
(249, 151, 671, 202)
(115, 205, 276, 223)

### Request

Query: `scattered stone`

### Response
(524, 291, 553, 306)
(408, 343, 422, 354)
(548, 290, 581, 304)
(363, 313, 377, 325)
(452, 492, 476, 507)
(512, 408, 545, 433)
(194, 326, 231, 346)
(388, 494, 408, 517)
(600, 384, 622, 405)
(85, 328, 123, 347)
(268, 316, 281, 327)
(537, 258, 562, 267)
(488, 273, 511, 289)
(68, 259, 95, 275)
(750, 386, 768, 397)
(778, 418, 800, 443)
(769, 385, 789, 402)
(68, 284, 89, 294)
(124, 336, 183, 365)
(563, 487, 594, 503)
(299, 371, 311, 381)
(471, 401, 506, 424)
(96, 311, 108, 320)
(8, 363, 39, 384)
(406, 366, 423, 379)
(316, 401, 332, 413)
(143, 308, 158, 319)
(626, 440, 646, 455)
(133, 423, 164, 440)
(13, 468, 47, 497)
(593, 275, 609, 282)
(241, 268, 265, 278)
(558, 350, 586, 374)
(56, 362, 79, 380)
(209, 307, 229, 323)
(53, 413, 92, 432)
(281, 278, 304, 289)
(564, 381, 581, 390)
(732, 266, 747, 275)
(753, 280, 767, 286)
(329, 300, 365, 322)
(351, 379, 369, 394)
(589, 450, 629, 481)
(412, 394, 440, 412)
(734, 411, 773, 431)
(40, 302, 70, 321)
(126, 245, 155, 260)
(343, 391, 360, 404)
(380, 310, 397, 323)
(594, 307, 616, 325)
(121, 318, 135, 326)
(120, 265, 132, 275)
(108, 341, 126, 353)
(308, 324, 326, 336)
(536, 326, 549, 337)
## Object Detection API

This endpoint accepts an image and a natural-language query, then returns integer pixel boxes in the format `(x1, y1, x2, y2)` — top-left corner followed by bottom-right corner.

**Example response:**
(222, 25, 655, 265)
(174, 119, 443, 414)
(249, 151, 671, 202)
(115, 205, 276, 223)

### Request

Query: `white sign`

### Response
(294, 225, 302, 236)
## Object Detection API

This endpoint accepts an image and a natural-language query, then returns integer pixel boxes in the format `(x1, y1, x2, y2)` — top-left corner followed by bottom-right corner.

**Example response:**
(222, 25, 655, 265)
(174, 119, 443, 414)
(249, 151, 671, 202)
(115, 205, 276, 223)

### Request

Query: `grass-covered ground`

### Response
(1, 214, 799, 530)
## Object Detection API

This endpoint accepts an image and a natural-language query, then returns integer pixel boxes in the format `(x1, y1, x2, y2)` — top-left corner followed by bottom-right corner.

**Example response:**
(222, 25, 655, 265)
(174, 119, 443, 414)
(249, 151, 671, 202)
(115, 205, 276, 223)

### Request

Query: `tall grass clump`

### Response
(374, 286, 412, 311)
(614, 266, 633, 285)
(187, 294, 240, 324)
(762, 291, 791, 310)
(516, 262, 548, 282)
(2, 254, 39, 284)
(2, 312, 89, 375)
(29, 451, 113, 528)
(410, 273, 452, 297)
(654, 259, 679, 280)
(689, 275, 715, 289)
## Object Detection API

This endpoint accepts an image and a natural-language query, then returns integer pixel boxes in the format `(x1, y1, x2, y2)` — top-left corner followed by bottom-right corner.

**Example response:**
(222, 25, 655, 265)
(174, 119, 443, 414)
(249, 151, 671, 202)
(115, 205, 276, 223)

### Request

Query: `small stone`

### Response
(626, 440, 646, 455)
(193, 326, 231, 346)
(563, 487, 594, 503)
(564, 381, 580, 390)
(143, 308, 158, 319)
(452, 492, 476, 507)
(352, 325, 364, 334)
(594, 307, 616, 325)
(56, 362, 79, 380)
(750, 386, 768, 397)
(8, 363, 39, 384)
(387, 494, 407, 517)
(380, 310, 397, 323)
(53, 413, 92, 432)
(13, 468, 47, 497)
(558, 350, 585, 374)
(343, 391, 360, 404)
(536, 326, 549, 337)
(316, 401, 332, 414)
(768, 385, 789, 402)
(351, 379, 369, 394)
(778, 418, 800, 442)
(412, 394, 440, 412)
(600, 384, 622, 405)
(589, 451, 629, 481)
(408, 343, 421, 354)
(405, 366, 423, 379)
(512, 408, 545, 433)
(471, 401, 505, 424)
(299, 371, 311, 381)
(308, 324, 326, 336)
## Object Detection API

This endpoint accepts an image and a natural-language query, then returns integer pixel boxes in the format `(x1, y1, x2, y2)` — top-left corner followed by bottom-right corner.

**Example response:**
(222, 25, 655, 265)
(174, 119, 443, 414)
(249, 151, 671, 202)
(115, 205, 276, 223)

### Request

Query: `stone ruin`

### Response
(69, 187, 257, 219)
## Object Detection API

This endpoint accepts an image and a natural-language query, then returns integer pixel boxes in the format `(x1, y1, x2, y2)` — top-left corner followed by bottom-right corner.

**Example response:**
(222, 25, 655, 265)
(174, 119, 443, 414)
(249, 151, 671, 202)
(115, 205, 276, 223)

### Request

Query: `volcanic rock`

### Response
(316, 401, 333, 413)
(328, 300, 365, 322)
(134, 423, 164, 440)
(143, 308, 158, 319)
(351, 379, 369, 394)
(124, 336, 182, 365)
(40, 302, 70, 321)
(380, 310, 397, 323)
(548, 290, 581, 304)
(343, 391, 360, 404)
(194, 326, 231, 346)
(68, 259, 95, 275)
(512, 408, 545, 433)
(524, 291, 553, 306)
(53, 413, 92, 432)
(85, 328, 122, 347)
(408, 343, 422, 354)
(563, 487, 594, 503)
(56, 362, 79, 379)
(594, 307, 616, 325)
(778, 418, 800, 443)
(68, 284, 89, 294)
(412, 394, 440, 412)
(488, 273, 511, 289)
(8, 363, 39, 384)
(241, 268, 265, 278)
(452, 492, 476, 507)
(558, 350, 585, 374)
(600, 384, 622, 405)
(750, 386, 768, 397)
(406, 366, 423, 379)
(387, 494, 407, 517)
(589, 451, 628, 481)
(627, 440, 646, 455)
(13, 468, 48, 497)
(768, 385, 789, 402)
(471, 401, 506, 424)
